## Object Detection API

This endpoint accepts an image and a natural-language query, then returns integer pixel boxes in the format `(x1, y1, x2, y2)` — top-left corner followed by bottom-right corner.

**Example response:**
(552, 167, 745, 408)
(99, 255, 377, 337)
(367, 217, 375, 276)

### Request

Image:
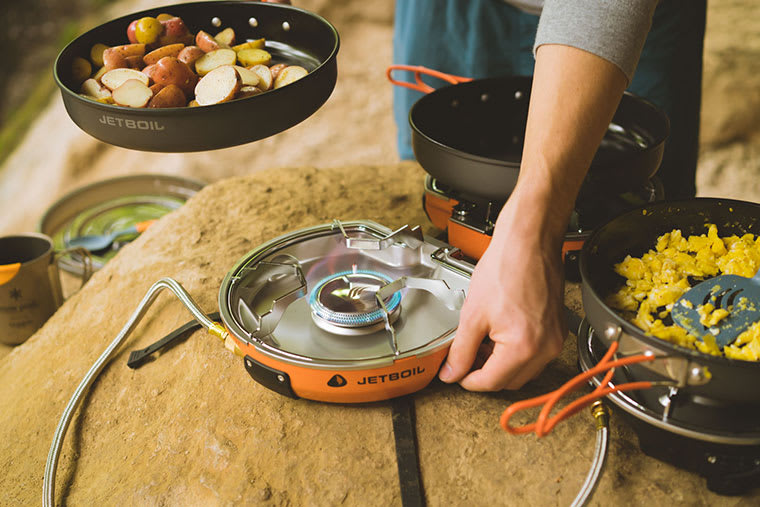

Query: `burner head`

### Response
(309, 270, 401, 335)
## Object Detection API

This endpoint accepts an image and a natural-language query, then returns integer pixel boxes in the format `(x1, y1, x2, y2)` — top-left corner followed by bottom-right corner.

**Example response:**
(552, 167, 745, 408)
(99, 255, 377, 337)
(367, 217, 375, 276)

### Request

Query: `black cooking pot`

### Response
(580, 198, 760, 404)
(388, 66, 669, 201)
(54, 1, 339, 152)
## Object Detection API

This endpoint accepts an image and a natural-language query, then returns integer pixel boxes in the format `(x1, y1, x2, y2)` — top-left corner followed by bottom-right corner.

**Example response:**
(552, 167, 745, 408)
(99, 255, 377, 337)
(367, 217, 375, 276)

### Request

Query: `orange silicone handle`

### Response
(500, 341, 656, 437)
(386, 64, 473, 94)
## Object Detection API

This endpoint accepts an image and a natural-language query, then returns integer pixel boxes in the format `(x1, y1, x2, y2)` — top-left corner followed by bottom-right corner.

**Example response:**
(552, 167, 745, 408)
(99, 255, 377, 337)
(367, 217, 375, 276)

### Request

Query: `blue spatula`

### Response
(671, 269, 760, 348)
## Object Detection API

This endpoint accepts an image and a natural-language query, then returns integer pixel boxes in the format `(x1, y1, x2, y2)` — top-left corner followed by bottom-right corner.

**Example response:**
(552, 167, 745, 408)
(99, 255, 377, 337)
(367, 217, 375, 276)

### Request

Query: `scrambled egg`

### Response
(607, 224, 760, 360)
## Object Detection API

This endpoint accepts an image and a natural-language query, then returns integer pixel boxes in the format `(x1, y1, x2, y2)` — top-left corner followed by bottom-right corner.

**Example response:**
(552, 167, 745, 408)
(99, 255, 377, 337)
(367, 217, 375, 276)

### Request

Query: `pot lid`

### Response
(39, 174, 204, 275)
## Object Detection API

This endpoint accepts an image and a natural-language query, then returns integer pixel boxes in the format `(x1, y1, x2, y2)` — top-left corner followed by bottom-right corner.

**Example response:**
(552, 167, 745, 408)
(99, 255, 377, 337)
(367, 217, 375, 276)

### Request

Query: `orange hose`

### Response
(500, 341, 656, 436)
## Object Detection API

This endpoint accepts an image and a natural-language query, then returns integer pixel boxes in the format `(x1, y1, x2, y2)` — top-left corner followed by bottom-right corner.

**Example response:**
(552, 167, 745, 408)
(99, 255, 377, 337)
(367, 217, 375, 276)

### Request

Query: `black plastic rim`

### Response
(54, 1, 339, 152)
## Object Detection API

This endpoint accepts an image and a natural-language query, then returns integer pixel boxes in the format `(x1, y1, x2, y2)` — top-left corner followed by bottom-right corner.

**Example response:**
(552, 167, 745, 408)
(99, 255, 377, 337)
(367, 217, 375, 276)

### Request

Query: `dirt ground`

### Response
(1, 0, 760, 505)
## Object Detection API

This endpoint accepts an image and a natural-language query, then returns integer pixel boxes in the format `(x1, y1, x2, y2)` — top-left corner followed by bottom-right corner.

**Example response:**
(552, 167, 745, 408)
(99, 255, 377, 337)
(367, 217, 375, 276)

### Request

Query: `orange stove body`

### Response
(232, 335, 449, 403)
(424, 187, 586, 262)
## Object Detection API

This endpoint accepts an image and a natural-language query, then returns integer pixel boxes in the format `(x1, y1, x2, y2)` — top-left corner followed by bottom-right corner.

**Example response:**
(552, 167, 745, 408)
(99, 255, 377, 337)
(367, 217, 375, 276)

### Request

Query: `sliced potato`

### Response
(232, 39, 265, 52)
(103, 48, 127, 70)
(159, 17, 192, 46)
(79, 93, 113, 104)
(195, 48, 237, 76)
(71, 57, 92, 85)
(194, 65, 240, 106)
(237, 85, 262, 99)
(144, 43, 185, 65)
(148, 84, 186, 108)
(125, 55, 145, 70)
(92, 65, 108, 83)
(110, 43, 146, 58)
(80, 78, 112, 101)
(273, 65, 308, 89)
(112, 79, 153, 108)
(214, 27, 236, 47)
(249, 64, 272, 91)
(177, 45, 205, 69)
(236, 48, 271, 67)
(195, 30, 220, 52)
(103, 44, 146, 70)
(90, 43, 109, 67)
(101, 68, 150, 91)
(269, 63, 287, 79)
(232, 66, 259, 87)
(152, 57, 198, 96)
(142, 64, 158, 82)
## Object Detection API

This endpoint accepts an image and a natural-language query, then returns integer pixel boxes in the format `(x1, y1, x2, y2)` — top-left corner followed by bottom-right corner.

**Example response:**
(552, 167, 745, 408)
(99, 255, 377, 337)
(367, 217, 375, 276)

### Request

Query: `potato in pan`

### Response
(54, 1, 339, 152)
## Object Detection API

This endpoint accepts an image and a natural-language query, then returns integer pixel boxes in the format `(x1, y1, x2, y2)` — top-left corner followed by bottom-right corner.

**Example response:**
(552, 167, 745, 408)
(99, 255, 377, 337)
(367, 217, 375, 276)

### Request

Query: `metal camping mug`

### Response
(0, 233, 91, 345)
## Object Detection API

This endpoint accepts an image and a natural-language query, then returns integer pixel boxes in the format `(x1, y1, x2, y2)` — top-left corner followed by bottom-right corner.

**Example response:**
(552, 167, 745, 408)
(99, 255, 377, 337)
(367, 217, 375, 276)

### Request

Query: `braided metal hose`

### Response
(571, 401, 611, 507)
(43, 278, 225, 507)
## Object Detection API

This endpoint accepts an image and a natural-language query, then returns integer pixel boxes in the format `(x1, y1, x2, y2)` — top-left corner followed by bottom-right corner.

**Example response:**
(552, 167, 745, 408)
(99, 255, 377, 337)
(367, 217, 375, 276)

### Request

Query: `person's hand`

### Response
(438, 192, 567, 391)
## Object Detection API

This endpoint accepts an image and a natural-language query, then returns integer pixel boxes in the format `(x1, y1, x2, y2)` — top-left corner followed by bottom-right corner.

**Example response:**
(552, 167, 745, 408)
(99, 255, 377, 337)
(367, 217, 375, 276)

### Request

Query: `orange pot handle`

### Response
(386, 64, 473, 94)
(500, 341, 657, 437)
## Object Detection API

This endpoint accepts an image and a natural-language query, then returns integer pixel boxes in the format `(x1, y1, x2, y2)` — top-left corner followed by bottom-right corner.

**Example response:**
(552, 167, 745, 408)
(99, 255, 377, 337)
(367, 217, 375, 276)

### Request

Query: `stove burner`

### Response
(309, 270, 402, 335)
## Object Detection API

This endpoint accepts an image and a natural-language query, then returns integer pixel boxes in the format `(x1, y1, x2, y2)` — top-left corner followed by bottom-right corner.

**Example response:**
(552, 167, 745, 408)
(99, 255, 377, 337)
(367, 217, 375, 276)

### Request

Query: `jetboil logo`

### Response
(326, 367, 426, 388)
(99, 115, 165, 130)
(327, 374, 347, 387)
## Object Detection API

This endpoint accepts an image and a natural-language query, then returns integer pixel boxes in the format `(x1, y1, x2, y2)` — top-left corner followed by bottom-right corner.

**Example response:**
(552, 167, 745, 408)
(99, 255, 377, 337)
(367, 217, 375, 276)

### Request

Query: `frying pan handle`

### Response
(386, 64, 473, 94)
(500, 341, 656, 437)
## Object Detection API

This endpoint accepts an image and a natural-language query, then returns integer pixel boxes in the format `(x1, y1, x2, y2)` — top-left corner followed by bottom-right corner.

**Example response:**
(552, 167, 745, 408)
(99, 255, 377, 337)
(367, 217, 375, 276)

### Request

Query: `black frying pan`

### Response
(388, 66, 669, 201)
(54, 1, 339, 152)
(580, 198, 760, 404)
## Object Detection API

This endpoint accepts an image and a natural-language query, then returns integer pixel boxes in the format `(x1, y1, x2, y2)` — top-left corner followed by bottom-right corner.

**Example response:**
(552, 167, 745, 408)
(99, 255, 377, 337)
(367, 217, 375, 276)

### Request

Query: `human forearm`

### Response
(493, 43, 629, 245)
(440, 44, 629, 390)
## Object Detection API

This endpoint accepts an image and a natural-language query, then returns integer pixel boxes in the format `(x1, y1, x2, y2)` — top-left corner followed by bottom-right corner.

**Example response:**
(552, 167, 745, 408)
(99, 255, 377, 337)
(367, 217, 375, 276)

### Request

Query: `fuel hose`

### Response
(43, 277, 227, 507)
(570, 401, 610, 507)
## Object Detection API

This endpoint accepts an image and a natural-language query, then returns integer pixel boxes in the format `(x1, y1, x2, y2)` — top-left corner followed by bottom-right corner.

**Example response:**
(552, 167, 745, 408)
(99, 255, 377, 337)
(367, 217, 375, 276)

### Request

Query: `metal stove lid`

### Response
(219, 220, 472, 370)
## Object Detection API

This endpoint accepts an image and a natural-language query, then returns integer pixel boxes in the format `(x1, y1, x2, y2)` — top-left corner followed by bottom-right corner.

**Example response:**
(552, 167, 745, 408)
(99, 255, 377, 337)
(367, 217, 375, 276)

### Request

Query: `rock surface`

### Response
(1, 0, 760, 505)
(1, 162, 758, 505)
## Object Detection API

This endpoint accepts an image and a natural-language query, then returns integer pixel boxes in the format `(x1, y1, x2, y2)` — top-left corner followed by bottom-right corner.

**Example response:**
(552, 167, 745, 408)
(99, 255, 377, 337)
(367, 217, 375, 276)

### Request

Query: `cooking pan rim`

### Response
(408, 74, 669, 171)
(580, 196, 760, 369)
(53, 0, 340, 113)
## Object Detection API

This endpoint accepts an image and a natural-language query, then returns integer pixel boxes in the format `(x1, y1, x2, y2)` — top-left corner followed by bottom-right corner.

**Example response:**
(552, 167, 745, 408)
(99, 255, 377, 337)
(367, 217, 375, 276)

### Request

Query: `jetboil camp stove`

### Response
(422, 174, 664, 268)
(217, 220, 472, 403)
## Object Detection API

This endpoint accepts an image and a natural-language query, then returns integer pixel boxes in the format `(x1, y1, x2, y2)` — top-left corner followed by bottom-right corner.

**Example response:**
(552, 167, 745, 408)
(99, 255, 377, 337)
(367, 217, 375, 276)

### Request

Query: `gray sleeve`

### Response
(533, 0, 659, 83)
